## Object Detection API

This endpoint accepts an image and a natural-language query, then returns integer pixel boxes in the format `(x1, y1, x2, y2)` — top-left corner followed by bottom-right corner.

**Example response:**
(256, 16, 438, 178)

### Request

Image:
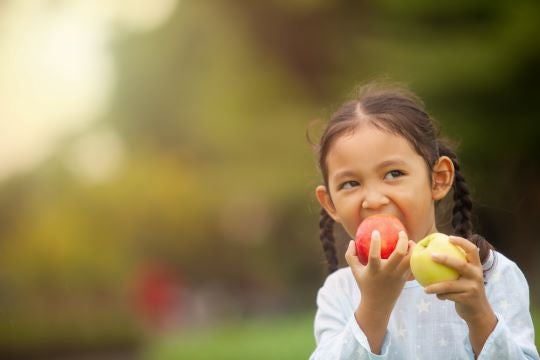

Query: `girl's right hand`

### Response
(345, 230, 414, 314)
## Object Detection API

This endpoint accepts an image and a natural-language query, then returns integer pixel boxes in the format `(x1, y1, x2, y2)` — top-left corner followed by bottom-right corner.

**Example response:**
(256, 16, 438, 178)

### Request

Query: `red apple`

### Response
(355, 214, 406, 265)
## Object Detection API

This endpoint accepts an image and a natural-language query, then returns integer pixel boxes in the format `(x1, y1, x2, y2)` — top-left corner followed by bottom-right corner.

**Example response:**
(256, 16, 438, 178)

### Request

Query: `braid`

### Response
(444, 148, 473, 238)
(319, 208, 338, 274)
(438, 142, 494, 265)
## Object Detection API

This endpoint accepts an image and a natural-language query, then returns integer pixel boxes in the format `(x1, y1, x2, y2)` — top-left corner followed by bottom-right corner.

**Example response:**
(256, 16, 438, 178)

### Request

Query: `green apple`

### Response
(410, 233, 467, 287)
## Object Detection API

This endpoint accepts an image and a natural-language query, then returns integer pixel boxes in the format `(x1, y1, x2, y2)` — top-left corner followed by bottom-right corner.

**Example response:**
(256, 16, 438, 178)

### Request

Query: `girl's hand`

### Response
(423, 236, 497, 356)
(345, 230, 414, 313)
(345, 230, 414, 354)
(423, 236, 495, 323)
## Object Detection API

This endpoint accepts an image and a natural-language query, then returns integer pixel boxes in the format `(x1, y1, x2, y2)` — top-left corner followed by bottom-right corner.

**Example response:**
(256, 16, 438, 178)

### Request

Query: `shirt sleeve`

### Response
(464, 255, 539, 359)
(309, 270, 396, 360)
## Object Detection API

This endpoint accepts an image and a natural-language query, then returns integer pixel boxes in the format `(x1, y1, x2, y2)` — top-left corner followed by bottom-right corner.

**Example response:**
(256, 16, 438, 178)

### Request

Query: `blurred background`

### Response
(0, 0, 539, 359)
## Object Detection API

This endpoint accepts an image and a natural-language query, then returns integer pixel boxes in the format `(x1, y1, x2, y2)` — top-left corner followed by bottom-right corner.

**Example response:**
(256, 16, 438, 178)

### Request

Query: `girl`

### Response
(310, 83, 539, 359)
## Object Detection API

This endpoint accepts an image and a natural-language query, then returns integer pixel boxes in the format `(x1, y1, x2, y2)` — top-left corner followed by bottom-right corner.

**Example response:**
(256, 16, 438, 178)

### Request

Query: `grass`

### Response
(144, 312, 315, 360)
(146, 308, 540, 359)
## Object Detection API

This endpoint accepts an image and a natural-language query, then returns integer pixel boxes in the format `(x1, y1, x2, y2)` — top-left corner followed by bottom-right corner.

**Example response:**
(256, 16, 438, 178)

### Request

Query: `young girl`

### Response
(310, 83, 539, 359)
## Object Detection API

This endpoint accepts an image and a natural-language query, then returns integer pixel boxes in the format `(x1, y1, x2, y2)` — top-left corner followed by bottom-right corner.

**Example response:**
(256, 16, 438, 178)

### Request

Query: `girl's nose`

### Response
(361, 190, 390, 210)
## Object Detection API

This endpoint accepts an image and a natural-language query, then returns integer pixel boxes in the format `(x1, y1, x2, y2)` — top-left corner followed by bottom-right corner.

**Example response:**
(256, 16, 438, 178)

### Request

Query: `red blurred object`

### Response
(133, 262, 183, 330)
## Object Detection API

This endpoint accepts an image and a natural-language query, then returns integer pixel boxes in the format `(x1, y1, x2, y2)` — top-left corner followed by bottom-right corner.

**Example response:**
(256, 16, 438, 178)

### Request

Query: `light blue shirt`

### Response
(310, 251, 539, 359)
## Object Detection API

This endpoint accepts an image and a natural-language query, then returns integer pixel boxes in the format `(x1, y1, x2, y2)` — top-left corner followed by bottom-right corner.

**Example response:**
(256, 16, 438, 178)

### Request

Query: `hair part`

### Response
(314, 82, 494, 274)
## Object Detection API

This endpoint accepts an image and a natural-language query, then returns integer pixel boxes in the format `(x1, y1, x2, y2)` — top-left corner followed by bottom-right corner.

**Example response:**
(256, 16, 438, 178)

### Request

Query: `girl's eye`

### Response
(384, 170, 405, 180)
(340, 180, 360, 190)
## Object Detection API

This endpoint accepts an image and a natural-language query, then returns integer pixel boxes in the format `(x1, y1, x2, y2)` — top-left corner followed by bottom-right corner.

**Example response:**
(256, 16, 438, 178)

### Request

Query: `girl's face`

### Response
(316, 124, 453, 242)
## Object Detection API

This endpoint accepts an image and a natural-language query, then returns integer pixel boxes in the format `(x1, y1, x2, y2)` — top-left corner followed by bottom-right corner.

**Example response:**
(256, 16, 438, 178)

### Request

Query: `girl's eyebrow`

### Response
(331, 170, 357, 182)
(376, 159, 408, 170)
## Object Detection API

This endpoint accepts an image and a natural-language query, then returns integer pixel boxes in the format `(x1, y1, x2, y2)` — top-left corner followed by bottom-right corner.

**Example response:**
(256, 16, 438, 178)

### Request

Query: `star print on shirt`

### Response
(397, 325, 407, 338)
(341, 333, 352, 350)
(490, 271, 501, 284)
(438, 338, 448, 347)
(416, 299, 431, 314)
(499, 299, 510, 311)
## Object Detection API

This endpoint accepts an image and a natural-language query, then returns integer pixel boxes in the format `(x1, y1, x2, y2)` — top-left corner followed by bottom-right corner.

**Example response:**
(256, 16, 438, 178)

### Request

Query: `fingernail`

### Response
(431, 252, 440, 260)
(372, 230, 381, 239)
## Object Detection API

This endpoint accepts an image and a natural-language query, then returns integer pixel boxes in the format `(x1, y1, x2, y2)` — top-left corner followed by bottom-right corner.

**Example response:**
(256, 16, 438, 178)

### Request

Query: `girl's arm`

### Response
(346, 231, 413, 353)
(425, 237, 539, 359)
(310, 267, 398, 360)
(310, 232, 413, 359)
(345, 232, 413, 353)
(465, 310, 497, 357)
(310, 277, 392, 360)
(424, 236, 497, 355)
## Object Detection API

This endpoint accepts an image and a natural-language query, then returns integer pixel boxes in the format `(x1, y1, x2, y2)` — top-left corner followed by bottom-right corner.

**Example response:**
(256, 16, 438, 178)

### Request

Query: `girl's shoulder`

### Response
(485, 250, 529, 285)
(485, 250, 519, 271)
(320, 266, 356, 293)
(318, 266, 360, 307)
(324, 266, 354, 284)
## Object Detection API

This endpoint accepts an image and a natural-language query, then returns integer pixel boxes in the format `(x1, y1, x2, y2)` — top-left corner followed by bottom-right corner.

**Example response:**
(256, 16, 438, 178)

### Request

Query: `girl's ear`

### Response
(431, 156, 455, 200)
(315, 185, 341, 223)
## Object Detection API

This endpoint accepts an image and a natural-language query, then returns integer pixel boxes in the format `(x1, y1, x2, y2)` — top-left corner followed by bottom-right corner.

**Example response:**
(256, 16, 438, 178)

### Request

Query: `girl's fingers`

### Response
(448, 236, 482, 266)
(431, 252, 481, 280)
(396, 240, 416, 273)
(395, 231, 409, 256)
(435, 293, 462, 302)
(345, 240, 362, 268)
(424, 280, 465, 295)
(430, 252, 469, 275)
(387, 231, 409, 268)
(424, 280, 471, 304)
(367, 230, 381, 271)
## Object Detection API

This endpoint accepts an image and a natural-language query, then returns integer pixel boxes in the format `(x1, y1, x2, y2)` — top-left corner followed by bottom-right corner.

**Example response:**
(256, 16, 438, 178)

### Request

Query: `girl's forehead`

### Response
(331, 125, 412, 154)
(326, 125, 422, 170)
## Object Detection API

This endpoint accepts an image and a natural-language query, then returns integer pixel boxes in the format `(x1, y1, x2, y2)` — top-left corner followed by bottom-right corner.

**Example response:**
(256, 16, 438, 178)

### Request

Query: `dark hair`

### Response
(315, 82, 494, 274)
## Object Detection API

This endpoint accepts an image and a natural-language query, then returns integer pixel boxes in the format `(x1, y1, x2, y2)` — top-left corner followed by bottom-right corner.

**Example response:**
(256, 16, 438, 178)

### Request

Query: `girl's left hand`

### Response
(423, 236, 494, 323)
